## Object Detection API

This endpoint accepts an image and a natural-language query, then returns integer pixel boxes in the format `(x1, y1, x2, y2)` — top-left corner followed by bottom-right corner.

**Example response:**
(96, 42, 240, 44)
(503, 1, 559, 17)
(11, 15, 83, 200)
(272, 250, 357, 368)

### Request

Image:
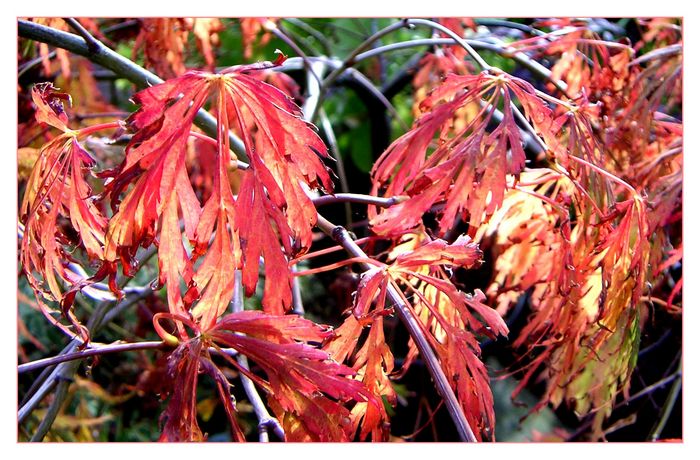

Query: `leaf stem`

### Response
(566, 153, 639, 197)
(76, 121, 123, 138)
(292, 256, 384, 277)
(289, 236, 372, 265)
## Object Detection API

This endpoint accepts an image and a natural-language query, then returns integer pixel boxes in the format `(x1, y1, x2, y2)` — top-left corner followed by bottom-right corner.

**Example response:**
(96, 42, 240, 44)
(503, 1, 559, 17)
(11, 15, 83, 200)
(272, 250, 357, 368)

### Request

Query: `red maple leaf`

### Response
(325, 314, 396, 441)
(104, 62, 332, 330)
(20, 83, 116, 342)
(370, 70, 553, 237)
(327, 233, 508, 441)
(153, 310, 375, 442)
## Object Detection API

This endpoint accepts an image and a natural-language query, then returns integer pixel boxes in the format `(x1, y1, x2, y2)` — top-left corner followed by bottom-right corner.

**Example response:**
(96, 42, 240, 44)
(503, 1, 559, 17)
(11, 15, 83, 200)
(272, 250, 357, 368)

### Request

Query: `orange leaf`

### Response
(105, 63, 331, 329)
(210, 311, 376, 441)
(370, 71, 553, 237)
(20, 83, 110, 342)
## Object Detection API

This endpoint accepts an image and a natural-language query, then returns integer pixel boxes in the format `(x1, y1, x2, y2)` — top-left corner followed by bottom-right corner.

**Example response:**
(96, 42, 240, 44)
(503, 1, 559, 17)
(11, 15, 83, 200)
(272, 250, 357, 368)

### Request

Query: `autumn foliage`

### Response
(17, 18, 682, 442)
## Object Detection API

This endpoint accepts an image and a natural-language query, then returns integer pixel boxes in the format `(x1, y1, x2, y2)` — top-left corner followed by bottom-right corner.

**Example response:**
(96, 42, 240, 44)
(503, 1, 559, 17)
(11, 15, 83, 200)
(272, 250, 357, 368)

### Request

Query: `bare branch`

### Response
(312, 193, 407, 208)
(19, 341, 167, 374)
(231, 271, 285, 442)
(63, 18, 100, 53)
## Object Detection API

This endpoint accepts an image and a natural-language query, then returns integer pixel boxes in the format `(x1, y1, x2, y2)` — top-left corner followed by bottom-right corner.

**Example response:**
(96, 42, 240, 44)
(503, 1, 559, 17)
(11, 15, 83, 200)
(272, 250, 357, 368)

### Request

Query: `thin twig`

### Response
(63, 18, 100, 53)
(267, 25, 322, 88)
(312, 193, 407, 208)
(231, 271, 285, 441)
(318, 109, 352, 227)
(648, 359, 682, 441)
(18, 50, 57, 79)
(29, 375, 71, 442)
(101, 19, 140, 36)
(281, 18, 332, 55)
(19, 341, 167, 374)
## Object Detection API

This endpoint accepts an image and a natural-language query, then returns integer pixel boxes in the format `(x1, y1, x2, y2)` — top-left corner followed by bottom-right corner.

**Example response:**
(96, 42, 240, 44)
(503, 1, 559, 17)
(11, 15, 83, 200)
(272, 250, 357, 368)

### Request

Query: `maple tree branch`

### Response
(318, 109, 352, 226)
(648, 359, 682, 441)
(314, 214, 477, 442)
(18, 20, 160, 85)
(29, 373, 71, 442)
(18, 246, 159, 431)
(406, 18, 491, 71)
(63, 18, 100, 53)
(312, 193, 407, 208)
(281, 19, 332, 55)
(319, 19, 410, 100)
(18, 341, 167, 374)
(231, 271, 285, 442)
(17, 19, 250, 165)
